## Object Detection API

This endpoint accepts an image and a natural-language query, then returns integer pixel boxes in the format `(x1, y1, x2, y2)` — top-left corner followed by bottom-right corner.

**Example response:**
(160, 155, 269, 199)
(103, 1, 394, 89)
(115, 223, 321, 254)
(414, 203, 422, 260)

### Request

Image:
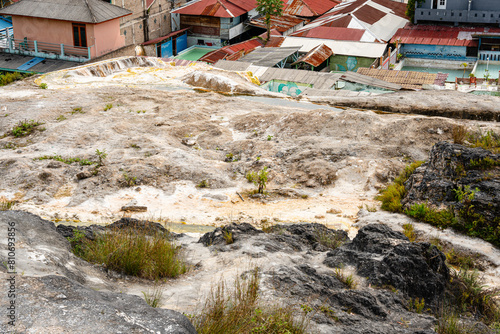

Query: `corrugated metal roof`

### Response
(390, 25, 500, 47)
(284, 0, 340, 17)
(291, 43, 333, 66)
(258, 67, 341, 89)
(0, 0, 132, 24)
(292, 26, 365, 41)
(142, 28, 190, 46)
(171, 0, 256, 18)
(281, 37, 387, 58)
(340, 71, 401, 90)
(213, 60, 253, 71)
(238, 46, 300, 67)
(291, 0, 408, 43)
(356, 67, 447, 90)
(199, 38, 263, 63)
(250, 15, 305, 33)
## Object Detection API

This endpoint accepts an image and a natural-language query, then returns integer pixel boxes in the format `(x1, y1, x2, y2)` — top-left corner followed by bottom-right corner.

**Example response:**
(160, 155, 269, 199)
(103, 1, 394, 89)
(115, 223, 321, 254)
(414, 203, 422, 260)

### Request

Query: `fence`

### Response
(0, 34, 91, 62)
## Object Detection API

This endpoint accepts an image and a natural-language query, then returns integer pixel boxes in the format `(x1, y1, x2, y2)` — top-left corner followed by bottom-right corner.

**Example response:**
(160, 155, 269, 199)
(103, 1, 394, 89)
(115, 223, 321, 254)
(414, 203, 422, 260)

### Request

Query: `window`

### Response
(72, 23, 87, 47)
(439, 0, 445, 5)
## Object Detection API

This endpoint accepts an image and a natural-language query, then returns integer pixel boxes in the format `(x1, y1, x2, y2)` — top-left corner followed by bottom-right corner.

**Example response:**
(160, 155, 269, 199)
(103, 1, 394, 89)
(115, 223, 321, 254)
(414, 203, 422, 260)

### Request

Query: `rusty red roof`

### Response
(389, 25, 500, 47)
(171, 0, 257, 18)
(284, 0, 340, 17)
(141, 28, 190, 46)
(250, 15, 306, 33)
(199, 38, 263, 63)
(291, 26, 364, 40)
(291, 43, 333, 66)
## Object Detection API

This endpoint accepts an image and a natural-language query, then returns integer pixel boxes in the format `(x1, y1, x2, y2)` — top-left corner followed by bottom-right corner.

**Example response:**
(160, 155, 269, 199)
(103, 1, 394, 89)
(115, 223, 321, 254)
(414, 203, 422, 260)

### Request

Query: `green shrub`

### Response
(104, 103, 113, 111)
(247, 167, 269, 194)
(39, 83, 48, 89)
(377, 161, 424, 212)
(74, 227, 187, 280)
(0, 71, 32, 86)
(404, 204, 456, 229)
(190, 268, 309, 334)
(466, 129, 500, 154)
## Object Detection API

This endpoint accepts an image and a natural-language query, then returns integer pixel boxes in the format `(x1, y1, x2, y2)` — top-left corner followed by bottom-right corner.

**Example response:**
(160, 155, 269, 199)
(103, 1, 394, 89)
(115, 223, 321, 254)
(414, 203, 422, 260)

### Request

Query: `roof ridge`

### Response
(84, 0, 98, 24)
(216, 0, 234, 17)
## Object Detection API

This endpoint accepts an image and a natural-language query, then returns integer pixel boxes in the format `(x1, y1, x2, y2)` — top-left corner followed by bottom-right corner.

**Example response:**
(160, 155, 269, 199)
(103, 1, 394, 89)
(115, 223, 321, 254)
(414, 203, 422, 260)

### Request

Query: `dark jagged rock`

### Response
(268, 223, 349, 251)
(402, 141, 500, 223)
(198, 222, 263, 246)
(325, 224, 449, 308)
(57, 217, 183, 241)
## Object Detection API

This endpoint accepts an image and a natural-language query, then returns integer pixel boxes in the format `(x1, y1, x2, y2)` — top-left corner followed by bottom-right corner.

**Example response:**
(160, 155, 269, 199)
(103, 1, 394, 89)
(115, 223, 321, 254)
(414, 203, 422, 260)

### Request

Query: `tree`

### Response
(406, 0, 425, 23)
(256, 0, 284, 42)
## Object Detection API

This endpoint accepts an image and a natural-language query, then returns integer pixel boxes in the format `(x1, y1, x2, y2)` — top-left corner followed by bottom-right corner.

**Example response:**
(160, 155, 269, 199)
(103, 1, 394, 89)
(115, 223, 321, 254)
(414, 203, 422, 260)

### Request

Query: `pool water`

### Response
(474, 64, 500, 79)
(175, 47, 217, 61)
(401, 66, 471, 82)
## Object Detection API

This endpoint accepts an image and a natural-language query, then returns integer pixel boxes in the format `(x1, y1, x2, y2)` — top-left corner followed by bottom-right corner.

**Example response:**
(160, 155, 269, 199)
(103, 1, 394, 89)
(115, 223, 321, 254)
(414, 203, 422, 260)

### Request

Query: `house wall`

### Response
(420, 0, 500, 11)
(329, 55, 374, 72)
(401, 44, 467, 59)
(93, 19, 126, 57)
(11, 16, 73, 45)
(180, 15, 221, 37)
(112, 0, 179, 45)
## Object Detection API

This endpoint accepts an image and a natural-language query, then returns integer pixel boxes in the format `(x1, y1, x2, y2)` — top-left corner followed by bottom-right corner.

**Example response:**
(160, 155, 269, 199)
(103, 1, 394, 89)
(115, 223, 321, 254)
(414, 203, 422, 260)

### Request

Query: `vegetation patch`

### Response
(402, 223, 417, 242)
(67, 227, 187, 280)
(466, 129, 500, 154)
(0, 71, 33, 86)
(36, 154, 95, 166)
(334, 267, 357, 289)
(10, 119, 45, 137)
(376, 161, 424, 212)
(190, 268, 309, 334)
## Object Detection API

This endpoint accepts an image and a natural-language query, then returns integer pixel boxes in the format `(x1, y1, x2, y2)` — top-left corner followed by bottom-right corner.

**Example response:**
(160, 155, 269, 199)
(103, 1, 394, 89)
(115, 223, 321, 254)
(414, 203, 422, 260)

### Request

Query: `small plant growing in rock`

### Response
(122, 172, 137, 187)
(403, 223, 416, 242)
(197, 180, 209, 188)
(72, 107, 83, 114)
(95, 149, 107, 167)
(407, 297, 425, 314)
(452, 125, 467, 144)
(0, 198, 16, 211)
(223, 229, 233, 244)
(248, 167, 268, 194)
(334, 266, 357, 289)
(56, 115, 67, 122)
(104, 103, 113, 111)
(142, 283, 164, 308)
(300, 304, 313, 315)
(11, 119, 45, 137)
(267, 135, 273, 141)
(39, 83, 48, 89)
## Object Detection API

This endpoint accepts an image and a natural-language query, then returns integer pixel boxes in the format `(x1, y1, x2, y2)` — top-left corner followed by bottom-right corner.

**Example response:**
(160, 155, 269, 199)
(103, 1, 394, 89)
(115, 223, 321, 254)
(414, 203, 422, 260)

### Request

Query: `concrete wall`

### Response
(113, 0, 180, 46)
(404, 57, 475, 69)
(420, 0, 500, 10)
(93, 19, 126, 57)
(402, 44, 467, 59)
(329, 55, 374, 72)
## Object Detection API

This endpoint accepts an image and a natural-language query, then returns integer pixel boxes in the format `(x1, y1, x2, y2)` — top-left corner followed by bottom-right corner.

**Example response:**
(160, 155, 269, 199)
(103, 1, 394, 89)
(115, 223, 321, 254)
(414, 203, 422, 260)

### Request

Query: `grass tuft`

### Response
(190, 268, 309, 334)
(142, 283, 164, 308)
(334, 267, 358, 289)
(70, 227, 187, 280)
(402, 223, 417, 242)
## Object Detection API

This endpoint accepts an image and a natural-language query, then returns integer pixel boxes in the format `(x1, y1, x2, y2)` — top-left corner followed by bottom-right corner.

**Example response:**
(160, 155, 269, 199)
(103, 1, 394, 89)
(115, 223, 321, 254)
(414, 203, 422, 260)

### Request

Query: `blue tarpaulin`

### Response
(17, 57, 45, 71)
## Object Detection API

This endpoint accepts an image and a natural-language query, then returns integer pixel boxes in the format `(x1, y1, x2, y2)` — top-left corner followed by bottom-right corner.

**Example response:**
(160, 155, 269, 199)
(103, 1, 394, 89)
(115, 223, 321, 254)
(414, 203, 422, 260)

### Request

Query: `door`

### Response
(437, 0, 446, 9)
(73, 24, 87, 47)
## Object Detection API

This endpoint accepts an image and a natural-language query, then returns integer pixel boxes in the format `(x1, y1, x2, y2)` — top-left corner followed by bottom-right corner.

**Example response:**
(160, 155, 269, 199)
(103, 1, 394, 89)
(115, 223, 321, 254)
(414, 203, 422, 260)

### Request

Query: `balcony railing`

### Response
(479, 51, 500, 62)
(415, 9, 500, 24)
(0, 26, 13, 48)
(0, 34, 91, 62)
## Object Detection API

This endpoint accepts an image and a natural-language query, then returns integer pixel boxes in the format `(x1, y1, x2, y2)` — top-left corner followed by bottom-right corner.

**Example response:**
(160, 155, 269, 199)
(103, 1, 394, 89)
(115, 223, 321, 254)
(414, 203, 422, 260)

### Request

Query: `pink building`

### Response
(0, 0, 132, 60)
